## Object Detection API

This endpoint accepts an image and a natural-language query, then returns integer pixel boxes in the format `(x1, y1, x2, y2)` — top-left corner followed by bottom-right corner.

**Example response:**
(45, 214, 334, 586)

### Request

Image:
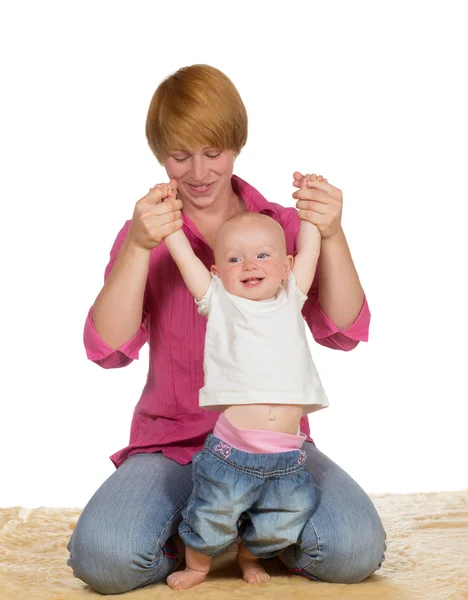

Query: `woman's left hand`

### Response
(292, 171, 343, 239)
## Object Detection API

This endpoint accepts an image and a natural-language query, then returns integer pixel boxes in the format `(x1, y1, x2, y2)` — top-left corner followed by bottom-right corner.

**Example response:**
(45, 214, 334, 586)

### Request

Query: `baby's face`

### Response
(212, 217, 293, 301)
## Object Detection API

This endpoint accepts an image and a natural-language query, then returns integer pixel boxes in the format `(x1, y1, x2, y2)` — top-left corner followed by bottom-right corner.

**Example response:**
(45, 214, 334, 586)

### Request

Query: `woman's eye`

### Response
(172, 152, 220, 162)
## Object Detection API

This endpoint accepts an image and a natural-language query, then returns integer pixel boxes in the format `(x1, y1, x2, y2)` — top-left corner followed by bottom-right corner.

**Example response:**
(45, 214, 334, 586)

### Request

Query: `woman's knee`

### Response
(293, 510, 387, 583)
(329, 522, 387, 583)
(66, 453, 191, 593)
(67, 512, 170, 594)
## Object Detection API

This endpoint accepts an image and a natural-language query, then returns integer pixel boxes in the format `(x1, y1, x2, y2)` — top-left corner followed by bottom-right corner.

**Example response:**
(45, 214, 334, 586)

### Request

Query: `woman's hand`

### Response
(292, 171, 343, 239)
(128, 179, 183, 250)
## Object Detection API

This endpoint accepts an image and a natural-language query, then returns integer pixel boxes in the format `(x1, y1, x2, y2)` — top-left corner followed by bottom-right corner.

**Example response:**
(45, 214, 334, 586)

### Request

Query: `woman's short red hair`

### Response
(146, 64, 248, 164)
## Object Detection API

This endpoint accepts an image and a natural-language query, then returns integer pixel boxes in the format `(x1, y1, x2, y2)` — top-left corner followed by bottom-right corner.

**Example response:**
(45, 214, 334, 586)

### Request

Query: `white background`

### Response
(1, 1, 467, 508)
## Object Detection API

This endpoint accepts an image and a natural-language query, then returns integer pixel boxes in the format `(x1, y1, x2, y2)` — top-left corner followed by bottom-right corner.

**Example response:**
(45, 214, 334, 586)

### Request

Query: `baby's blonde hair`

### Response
(214, 213, 287, 259)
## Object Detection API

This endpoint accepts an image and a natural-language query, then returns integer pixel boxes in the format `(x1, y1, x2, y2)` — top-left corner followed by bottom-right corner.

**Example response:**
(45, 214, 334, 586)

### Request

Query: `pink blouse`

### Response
(83, 175, 371, 467)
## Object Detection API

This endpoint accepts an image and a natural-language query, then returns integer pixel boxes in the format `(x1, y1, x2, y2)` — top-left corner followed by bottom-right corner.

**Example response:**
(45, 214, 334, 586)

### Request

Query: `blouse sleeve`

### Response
(284, 208, 371, 352)
(83, 220, 150, 368)
(302, 286, 371, 351)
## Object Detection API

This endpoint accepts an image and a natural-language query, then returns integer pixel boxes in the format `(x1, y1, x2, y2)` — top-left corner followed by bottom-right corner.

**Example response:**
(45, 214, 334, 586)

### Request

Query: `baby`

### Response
(163, 187, 328, 590)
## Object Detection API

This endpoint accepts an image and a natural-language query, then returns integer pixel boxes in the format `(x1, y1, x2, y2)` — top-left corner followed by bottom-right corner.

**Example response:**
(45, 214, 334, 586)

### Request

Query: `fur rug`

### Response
(1, 490, 467, 600)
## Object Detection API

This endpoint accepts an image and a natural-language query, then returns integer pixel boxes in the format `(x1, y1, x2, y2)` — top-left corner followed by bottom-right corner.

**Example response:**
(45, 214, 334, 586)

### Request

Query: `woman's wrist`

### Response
(321, 225, 344, 245)
(124, 231, 154, 257)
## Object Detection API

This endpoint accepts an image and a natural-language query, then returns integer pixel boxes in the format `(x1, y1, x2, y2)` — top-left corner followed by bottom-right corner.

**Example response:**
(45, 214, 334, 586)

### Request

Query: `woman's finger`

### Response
(296, 200, 328, 214)
(154, 198, 183, 215)
(156, 210, 183, 226)
(159, 218, 184, 238)
(306, 179, 333, 192)
(292, 188, 329, 203)
(297, 209, 326, 226)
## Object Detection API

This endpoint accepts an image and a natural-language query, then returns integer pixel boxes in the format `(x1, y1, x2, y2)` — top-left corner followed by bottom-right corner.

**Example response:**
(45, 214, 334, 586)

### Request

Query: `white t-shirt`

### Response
(196, 272, 329, 414)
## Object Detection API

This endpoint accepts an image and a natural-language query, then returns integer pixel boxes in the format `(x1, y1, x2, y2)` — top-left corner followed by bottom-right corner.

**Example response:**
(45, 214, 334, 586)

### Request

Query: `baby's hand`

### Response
(153, 180, 178, 201)
(129, 179, 182, 250)
(292, 171, 343, 239)
(292, 172, 328, 187)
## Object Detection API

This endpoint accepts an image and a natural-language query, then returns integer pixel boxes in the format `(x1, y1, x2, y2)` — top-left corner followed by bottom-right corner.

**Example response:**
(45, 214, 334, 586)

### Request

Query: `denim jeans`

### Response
(67, 442, 386, 594)
(180, 434, 316, 558)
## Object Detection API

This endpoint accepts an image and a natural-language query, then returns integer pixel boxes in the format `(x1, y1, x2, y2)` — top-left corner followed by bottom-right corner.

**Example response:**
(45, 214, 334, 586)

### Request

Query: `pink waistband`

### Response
(213, 413, 306, 454)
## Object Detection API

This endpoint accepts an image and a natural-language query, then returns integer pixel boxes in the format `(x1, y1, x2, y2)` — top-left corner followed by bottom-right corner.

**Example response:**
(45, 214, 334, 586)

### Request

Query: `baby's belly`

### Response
(222, 404, 303, 434)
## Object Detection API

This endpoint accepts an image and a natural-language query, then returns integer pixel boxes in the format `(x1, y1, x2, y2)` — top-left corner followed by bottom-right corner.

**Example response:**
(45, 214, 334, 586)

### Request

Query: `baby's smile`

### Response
(241, 276, 265, 288)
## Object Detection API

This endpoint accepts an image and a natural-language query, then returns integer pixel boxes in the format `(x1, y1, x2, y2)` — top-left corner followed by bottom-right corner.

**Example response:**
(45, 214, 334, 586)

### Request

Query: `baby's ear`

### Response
(210, 265, 219, 276)
(283, 254, 294, 279)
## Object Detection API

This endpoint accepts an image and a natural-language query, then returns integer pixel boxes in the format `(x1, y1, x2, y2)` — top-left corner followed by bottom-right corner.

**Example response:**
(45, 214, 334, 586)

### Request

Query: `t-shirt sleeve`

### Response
(285, 271, 308, 308)
(195, 274, 218, 317)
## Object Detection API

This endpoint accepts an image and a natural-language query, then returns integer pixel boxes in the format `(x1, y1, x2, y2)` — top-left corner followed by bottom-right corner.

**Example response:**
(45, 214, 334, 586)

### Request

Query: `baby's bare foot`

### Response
(236, 554, 270, 584)
(167, 567, 207, 590)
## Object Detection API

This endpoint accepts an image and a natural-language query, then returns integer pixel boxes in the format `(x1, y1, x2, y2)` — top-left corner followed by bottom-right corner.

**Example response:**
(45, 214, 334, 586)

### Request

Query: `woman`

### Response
(67, 64, 386, 594)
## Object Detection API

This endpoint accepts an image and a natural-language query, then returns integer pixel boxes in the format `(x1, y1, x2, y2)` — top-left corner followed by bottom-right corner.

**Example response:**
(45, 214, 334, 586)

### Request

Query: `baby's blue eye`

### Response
(229, 257, 240, 263)
(257, 253, 269, 259)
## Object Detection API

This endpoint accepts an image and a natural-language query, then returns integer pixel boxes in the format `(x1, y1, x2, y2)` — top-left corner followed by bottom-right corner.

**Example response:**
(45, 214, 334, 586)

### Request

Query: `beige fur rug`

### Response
(1, 490, 467, 600)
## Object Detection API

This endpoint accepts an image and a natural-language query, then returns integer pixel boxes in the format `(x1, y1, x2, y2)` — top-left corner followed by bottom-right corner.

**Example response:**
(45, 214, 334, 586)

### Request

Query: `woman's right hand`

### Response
(128, 180, 183, 250)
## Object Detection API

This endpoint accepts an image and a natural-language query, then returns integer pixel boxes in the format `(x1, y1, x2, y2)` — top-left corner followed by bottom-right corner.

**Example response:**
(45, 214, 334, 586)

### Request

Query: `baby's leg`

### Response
(166, 547, 211, 590)
(236, 542, 270, 583)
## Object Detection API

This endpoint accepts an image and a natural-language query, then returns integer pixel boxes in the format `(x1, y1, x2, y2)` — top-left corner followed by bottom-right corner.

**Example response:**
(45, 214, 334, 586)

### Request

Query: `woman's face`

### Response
(164, 147, 236, 211)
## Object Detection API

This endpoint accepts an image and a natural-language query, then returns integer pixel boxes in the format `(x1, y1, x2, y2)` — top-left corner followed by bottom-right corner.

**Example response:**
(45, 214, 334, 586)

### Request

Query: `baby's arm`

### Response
(158, 182, 211, 301)
(292, 218, 321, 296)
(164, 229, 212, 301)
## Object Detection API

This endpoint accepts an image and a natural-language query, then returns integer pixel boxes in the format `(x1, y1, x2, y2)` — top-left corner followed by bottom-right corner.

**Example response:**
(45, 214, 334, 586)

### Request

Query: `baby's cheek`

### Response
(271, 265, 284, 279)
(225, 275, 239, 294)
(218, 268, 238, 294)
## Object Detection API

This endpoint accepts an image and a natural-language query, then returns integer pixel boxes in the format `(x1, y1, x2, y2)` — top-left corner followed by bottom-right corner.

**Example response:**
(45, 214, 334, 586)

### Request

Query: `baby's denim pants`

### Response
(179, 433, 317, 559)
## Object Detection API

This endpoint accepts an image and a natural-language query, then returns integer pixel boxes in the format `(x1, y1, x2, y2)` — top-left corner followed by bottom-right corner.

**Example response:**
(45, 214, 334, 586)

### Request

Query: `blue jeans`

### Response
(180, 434, 316, 558)
(67, 442, 386, 594)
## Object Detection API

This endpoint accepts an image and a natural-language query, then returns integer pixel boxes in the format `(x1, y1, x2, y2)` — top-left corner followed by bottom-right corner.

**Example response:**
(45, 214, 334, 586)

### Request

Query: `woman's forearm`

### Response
(318, 227, 364, 330)
(91, 235, 151, 350)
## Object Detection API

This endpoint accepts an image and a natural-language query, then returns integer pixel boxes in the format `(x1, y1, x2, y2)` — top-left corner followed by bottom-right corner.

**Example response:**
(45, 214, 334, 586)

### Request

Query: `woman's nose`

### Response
(191, 156, 209, 181)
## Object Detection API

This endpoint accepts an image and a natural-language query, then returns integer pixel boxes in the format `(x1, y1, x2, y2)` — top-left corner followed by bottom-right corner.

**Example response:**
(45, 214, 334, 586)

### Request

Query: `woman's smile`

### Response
(186, 182, 215, 195)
